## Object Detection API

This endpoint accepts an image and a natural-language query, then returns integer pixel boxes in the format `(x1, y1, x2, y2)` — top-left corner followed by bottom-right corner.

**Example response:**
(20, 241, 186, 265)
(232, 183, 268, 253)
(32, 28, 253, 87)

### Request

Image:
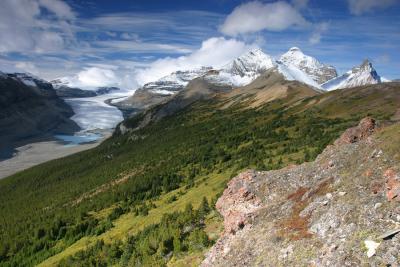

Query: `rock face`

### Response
(0, 73, 79, 157)
(215, 171, 262, 235)
(202, 118, 400, 266)
(280, 47, 337, 84)
(385, 169, 400, 201)
(334, 117, 376, 145)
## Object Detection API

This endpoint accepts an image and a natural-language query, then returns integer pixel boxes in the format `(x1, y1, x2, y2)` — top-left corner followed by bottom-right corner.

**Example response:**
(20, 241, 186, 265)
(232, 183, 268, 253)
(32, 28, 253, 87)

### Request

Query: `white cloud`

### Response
(135, 37, 256, 85)
(77, 67, 118, 88)
(93, 40, 192, 54)
(220, 1, 310, 36)
(38, 0, 75, 19)
(0, 0, 74, 53)
(54, 65, 140, 90)
(309, 22, 329, 45)
(348, 0, 397, 15)
(15, 62, 39, 74)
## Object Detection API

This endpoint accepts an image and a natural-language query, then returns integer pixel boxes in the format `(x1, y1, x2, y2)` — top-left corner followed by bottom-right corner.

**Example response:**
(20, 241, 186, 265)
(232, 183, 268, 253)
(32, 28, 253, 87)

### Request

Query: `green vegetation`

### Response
(58, 201, 212, 267)
(0, 85, 398, 266)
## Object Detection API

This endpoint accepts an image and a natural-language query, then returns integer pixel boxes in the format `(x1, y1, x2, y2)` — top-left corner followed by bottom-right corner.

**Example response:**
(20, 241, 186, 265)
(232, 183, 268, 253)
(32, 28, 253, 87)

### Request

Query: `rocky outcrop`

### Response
(215, 171, 262, 235)
(385, 169, 400, 201)
(202, 118, 400, 266)
(334, 117, 376, 145)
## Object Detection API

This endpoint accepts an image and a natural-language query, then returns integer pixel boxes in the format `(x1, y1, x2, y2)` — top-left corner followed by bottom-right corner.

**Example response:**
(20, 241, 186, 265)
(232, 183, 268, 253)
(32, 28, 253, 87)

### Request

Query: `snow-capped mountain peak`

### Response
(322, 59, 382, 91)
(140, 67, 212, 95)
(5, 72, 53, 90)
(222, 48, 275, 77)
(280, 47, 337, 84)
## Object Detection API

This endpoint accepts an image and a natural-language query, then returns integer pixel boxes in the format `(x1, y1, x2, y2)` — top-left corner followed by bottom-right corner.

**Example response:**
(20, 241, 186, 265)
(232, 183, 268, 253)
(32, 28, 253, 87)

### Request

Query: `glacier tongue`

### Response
(322, 60, 381, 91)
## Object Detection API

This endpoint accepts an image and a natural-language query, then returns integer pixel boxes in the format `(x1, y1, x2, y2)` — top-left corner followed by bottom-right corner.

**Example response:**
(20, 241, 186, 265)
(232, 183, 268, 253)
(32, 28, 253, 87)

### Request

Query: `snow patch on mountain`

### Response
(149, 89, 176, 95)
(280, 47, 337, 84)
(140, 67, 212, 95)
(322, 60, 381, 91)
(276, 62, 321, 88)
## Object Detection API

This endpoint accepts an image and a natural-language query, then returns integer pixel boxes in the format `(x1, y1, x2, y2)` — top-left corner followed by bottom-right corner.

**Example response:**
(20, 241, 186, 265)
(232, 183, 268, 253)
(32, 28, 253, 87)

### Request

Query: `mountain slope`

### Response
(322, 60, 382, 91)
(203, 117, 400, 266)
(280, 47, 337, 84)
(0, 78, 399, 266)
(113, 68, 213, 117)
(118, 68, 321, 132)
(222, 67, 320, 109)
(0, 73, 79, 157)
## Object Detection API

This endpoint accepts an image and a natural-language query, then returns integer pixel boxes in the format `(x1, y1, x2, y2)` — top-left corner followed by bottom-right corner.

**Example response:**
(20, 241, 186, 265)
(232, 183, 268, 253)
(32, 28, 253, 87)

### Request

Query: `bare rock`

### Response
(385, 169, 400, 201)
(202, 118, 400, 267)
(215, 170, 262, 235)
(334, 117, 376, 146)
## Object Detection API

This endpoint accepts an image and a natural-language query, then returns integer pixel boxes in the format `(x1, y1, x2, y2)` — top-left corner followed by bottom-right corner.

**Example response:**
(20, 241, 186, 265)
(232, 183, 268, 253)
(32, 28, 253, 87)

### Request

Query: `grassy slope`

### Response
(0, 83, 399, 266)
(38, 171, 228, 266)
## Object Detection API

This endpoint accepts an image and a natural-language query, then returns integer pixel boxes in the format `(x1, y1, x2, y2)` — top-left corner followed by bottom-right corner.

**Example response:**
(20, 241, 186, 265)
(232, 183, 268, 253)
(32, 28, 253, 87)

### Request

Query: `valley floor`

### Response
(0, 131, 111, 179)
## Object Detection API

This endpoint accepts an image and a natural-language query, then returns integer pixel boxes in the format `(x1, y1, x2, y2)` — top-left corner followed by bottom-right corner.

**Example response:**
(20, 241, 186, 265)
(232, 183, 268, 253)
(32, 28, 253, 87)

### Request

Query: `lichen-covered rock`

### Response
(215, 170, 261, 235)
(334, 117, 376, 145)
(385, 169, 400, 201)
(202, 118, 400, 267)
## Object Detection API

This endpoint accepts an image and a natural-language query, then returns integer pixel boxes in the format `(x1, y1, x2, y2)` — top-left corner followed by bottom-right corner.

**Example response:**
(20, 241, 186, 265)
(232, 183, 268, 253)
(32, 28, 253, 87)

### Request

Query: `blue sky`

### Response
(0, 0, 399, 89)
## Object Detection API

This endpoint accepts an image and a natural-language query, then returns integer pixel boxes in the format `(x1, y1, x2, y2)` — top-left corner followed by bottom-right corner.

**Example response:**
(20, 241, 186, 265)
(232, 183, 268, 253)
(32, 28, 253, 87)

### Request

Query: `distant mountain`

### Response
(115, 48, 324, 117)
(280, 47, 337, 84)
(118, 66, 323, 132)
(0, 72, 79, 157)
(221, 48, 275, 80)
(322, 60, 382, 91)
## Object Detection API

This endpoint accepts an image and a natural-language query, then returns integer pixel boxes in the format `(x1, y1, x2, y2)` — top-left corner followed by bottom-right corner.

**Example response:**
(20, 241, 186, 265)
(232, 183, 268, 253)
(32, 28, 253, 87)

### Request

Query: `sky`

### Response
(0, 0, 399, 89)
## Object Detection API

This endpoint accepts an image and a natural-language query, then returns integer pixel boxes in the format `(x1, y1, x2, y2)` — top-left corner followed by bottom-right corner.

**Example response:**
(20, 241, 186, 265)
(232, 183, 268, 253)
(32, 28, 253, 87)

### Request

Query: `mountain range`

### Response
(113, 47, 386, 118)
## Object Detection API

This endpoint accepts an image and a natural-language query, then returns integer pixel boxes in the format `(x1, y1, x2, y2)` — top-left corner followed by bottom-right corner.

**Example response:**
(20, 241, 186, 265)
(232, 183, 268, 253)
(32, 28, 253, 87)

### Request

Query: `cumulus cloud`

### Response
(220, 1, 310, 36)
(348, 0, 397, 15)
(0, 0, 74, 53)
(56, 65, 139, 90)
(309, 22, 329, 45)
(135, 37, 256, 85)
(77, 67, 119, 88)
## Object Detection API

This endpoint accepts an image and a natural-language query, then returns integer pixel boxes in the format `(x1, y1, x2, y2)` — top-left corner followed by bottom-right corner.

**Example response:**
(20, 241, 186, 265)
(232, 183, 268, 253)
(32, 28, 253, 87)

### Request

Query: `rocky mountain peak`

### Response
(280, 47, 337, 84)
(322, 60, 382, 91)
(222, 48, 275, 77)
(288, 46, 303, 53)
